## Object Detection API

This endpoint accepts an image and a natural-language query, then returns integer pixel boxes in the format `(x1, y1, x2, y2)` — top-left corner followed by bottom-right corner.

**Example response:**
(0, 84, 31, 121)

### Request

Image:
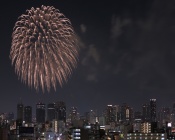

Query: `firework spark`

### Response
(10, 5, 79, 92)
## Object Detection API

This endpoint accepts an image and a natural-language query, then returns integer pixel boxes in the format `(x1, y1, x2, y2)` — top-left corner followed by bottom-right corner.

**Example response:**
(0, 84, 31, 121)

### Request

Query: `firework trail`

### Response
(10, 5, 79, 92)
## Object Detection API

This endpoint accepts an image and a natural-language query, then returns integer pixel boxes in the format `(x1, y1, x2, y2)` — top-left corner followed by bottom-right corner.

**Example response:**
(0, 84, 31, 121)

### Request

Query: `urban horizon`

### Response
(1, 98, 175, 120)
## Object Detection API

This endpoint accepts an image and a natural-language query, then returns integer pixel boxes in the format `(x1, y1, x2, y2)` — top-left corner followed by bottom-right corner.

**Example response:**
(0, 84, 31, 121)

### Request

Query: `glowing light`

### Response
(10, 5, 79, 92)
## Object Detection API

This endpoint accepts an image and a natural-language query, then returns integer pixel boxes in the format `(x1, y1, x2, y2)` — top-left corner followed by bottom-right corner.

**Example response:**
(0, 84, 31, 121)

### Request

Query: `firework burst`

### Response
(10, 5, 79, 92)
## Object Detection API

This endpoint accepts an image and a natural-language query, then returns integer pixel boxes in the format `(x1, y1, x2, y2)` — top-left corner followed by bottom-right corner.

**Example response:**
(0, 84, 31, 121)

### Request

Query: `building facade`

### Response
(24, 106, 32, 123)
(47, 103, 55, 121)
(142, 103, 150, 122)
(150, 99, 156, 122)
(36, 102, 45, 123)
(126, 133, 167, 140)
(17, 103, 24, 122)
(55, 101, 66, 123)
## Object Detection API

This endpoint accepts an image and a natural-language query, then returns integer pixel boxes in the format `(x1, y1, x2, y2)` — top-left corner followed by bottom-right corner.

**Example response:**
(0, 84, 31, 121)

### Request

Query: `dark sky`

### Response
(1, 0, 175, 117)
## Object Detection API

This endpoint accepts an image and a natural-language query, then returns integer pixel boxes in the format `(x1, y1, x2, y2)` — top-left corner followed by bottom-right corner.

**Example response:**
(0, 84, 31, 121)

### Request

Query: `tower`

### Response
(120, 103, 133, 122)
(113, 105, 120, 122)
(47, 103, 55, 121)
(150, 99, 156, 122)
(17, 101, 24, 122)
(142, 103, 150, 122)
(36, 102, 45, 123)
(69, 107, 78, 123)
(24, 106, 32, 123)
(89, 110, 97, 124)
(55, 101, 66, 123)
(105, 105, 115, 125)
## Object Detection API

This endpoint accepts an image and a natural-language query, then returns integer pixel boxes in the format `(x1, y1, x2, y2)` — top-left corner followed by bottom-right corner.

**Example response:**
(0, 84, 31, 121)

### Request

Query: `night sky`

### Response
(1, 0, 175, 117)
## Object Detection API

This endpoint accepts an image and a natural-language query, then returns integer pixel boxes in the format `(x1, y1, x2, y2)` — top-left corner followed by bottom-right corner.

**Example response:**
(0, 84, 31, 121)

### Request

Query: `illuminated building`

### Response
(47, 103, 55, 121)
(84, 111, 96, 124)
(74, 123, 105, 139)
(141, 122, 157, 133)
(150, 99, 157, 122)
(0, 113, 6, 122)
(69, 107, 79, 123)
(99, 116, 105, 126)
(113, 105, 120, 122)
(89, 110, 97, 124)
(134, 111, 142, 120)
(105, 105, 115, 125)
(141, 122, 151, 133)
(133, 119, 142, 133)
(126, 133, 167, 140)
(17, 102, 24, 122)
(36, 102, 45, 123)
(70, 128, 81, 140)
(24, 106, 32, 123)
(126, 107, 133, 121)
(7, 112, 14, 121)
(55, 101, 66, 123)
(157, 107, 171, 127)
(120, 103, 133, 122)
(142, 103, 150, 122)
(52, 119, 58, 133)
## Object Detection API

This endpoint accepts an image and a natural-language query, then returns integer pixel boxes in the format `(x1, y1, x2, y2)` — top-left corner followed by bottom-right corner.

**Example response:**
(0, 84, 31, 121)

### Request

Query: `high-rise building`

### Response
(98, 116, 105, 126)
(141, 122, 151, 133)
(55, 101, 66, 123)
(157, 107, 171, 127)
(105, 105, 115, 125)
(134, 111, 142, 120)
(120, 103, 127, 122)
(84, 112, 90, 123)
(150, 99, 157, 122)
(142, 103, 150, 122)
(89, 110, 97, 124)
(47, 103, 55, 121)
(133, 119, 142, 133)
(113, 105, 120, 122)
(17, 103, 24, 122)
(52, 120, 59, 133)
(120, 103, 133, 122)
(0, 113, 6, 122)
(7, 112, 14, 121)
(69, 107, 78, 123)
(24, 106, 32, 123)
(36, 102, 45, 123)
(126, 107, 133, 121)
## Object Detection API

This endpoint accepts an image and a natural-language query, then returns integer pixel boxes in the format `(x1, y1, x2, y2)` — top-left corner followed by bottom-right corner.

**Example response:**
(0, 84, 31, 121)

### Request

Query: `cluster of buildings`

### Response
(0, 101, 67, 140)
(0, 99, 175, 139)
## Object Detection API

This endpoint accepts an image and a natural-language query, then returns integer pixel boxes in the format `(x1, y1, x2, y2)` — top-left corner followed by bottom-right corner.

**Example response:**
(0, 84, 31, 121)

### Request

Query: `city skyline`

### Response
(1, 0, 175, 116)
(2, 98, 175, 119)
(2, 99, 175, 139)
